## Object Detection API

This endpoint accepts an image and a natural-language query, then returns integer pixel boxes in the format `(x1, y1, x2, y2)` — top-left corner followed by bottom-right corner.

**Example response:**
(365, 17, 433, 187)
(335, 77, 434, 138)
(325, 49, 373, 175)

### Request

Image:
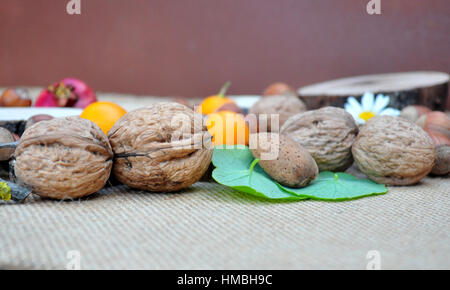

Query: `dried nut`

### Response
(250, 132, 318, 188)
(249, 95, 307, 132)
(0, 88, 32, 107)
(12, 117, 113, 199)
(416, 111, 450, 145)
(108, 102, 213, 192)
(431, 145, 449, 175)
(281, 106, 358, 172)
(263, 82, 296, 97)
(25, 114, 54, 131)
(0, 127, 15, 161)
(352, 116, 435, 185)
(400, 105, 431, 122)
(415, 111, 450, 175)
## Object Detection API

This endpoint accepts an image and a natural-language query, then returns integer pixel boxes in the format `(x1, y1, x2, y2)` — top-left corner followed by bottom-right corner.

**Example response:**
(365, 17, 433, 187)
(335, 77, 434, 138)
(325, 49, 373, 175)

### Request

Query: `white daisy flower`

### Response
(344, 92, 400, 125)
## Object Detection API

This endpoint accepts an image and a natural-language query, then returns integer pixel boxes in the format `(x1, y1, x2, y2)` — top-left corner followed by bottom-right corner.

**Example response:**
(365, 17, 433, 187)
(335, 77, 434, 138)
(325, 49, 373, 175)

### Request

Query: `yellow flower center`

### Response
(359, 111, 375, 121)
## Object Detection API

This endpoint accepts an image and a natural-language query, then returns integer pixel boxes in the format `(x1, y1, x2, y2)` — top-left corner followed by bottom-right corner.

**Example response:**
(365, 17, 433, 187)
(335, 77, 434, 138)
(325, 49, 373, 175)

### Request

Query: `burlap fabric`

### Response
(0, 89, 449, 269)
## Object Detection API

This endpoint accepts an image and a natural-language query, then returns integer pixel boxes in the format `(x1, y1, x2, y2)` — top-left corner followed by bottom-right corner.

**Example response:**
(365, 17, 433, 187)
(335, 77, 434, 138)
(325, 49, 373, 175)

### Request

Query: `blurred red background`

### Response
(0, 0, 449, 107)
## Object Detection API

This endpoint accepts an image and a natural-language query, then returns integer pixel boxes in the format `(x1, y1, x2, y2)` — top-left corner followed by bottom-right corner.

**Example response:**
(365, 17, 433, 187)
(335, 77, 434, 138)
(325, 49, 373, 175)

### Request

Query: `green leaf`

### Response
(0, 182, 12, 201)
(212, 146, 388, 201)
(212, 145, 306, 200)
(279, 172, 388, 201)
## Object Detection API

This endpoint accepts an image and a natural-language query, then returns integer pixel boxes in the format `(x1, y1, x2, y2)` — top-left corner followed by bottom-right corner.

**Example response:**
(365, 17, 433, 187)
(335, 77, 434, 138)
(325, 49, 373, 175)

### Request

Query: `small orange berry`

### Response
(206, 111, 249, 146)
(197, 81, 236, 115)
(80, 101, 127, 135)
(197, 96, 235, 115)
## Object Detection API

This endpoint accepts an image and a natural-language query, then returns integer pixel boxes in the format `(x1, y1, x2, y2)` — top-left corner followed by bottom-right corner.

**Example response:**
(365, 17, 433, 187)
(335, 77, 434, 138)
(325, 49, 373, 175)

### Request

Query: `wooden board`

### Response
(298, 71, 449, 110)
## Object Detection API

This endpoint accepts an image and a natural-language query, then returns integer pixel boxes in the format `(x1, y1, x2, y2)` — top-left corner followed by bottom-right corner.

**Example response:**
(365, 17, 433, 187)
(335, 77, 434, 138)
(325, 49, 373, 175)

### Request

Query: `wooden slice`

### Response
(298, 71, 449, 110)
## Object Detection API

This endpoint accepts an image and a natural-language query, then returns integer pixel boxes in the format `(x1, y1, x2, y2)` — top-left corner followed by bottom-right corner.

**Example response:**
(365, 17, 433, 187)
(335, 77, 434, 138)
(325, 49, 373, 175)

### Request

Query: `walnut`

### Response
(12, 117, 113, 199)
(108, 102, 213, 192)
(352, 116, 435, 185)
(250, 132, 318, 188)
(280, 106, 358, 172)
(249, 95, 307, 132)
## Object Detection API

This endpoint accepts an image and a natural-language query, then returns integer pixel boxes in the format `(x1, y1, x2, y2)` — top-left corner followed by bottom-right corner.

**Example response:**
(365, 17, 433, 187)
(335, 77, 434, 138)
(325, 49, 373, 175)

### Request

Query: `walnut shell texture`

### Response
(250, 133, 318, 188)
(108, 102, 213, 192)
(280, 106, 358, 172)
(249, 95, 307, 132)
(13, 117, 113, 199)
(352, 116, 436, 185)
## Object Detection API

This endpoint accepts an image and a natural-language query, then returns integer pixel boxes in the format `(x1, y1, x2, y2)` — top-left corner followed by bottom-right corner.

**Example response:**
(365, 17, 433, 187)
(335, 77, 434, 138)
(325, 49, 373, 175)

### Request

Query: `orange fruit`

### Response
(206, 111, 249, 146)
(197, 82, 237, 115)
(80, 101, 127, 135)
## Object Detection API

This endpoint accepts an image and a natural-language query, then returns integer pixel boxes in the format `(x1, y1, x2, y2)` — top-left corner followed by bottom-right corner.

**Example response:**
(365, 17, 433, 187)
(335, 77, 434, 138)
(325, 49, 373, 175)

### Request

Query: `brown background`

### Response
(0, 0, 449, 106)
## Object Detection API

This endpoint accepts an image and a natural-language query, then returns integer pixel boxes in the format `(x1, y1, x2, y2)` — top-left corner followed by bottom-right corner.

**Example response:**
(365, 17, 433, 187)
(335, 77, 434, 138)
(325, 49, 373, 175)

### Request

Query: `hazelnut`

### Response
(263, 82, 296, 97)
(280, 106, 358, 172)
(250, 132, 318, 188)
(352, 116, 435, 185)
(108, 102, 213, 192)
(416, 111, 450, 145)
(249, 95, 307, 132)
(0, 88, 32, 107)
(400, 105, 431, 122)
(415, 111, 450, 175)
(432, 146, 449, 175)
(12, 117, 113, 199)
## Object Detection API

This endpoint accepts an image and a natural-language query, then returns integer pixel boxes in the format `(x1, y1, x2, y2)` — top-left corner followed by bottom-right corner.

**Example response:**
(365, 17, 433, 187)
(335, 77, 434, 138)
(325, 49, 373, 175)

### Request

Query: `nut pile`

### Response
(247, 94, 446, 186)
(1, 102, 212, 199)
(0, 88, 447, 200)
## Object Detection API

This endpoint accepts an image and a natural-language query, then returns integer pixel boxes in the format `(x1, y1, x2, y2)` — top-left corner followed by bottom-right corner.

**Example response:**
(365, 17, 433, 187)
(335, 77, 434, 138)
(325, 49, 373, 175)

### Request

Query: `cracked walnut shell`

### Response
(12, 117, 113, 199)
(108, 102, 213, 192)
(280, 106, 359, 172)
(352, 116, 436, 185)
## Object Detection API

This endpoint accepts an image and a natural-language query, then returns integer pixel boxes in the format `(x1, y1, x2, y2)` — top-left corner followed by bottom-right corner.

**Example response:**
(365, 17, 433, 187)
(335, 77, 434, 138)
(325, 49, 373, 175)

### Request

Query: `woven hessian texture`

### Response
(1, 177, 449, 270)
